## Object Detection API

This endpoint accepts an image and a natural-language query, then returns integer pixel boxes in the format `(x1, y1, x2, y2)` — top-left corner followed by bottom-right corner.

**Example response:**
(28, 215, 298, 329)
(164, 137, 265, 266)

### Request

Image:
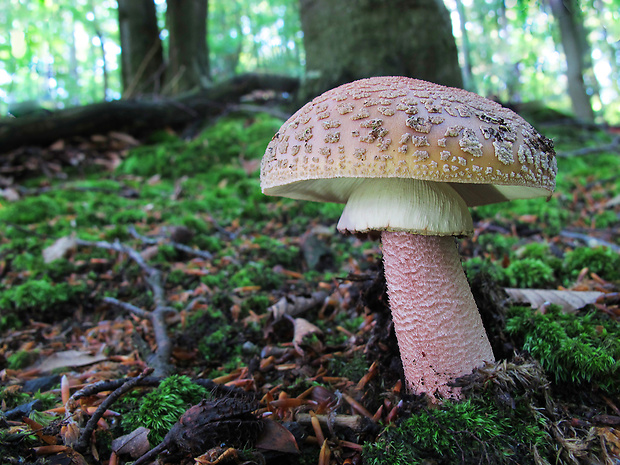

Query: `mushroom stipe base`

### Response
(381, 231, 495, 399)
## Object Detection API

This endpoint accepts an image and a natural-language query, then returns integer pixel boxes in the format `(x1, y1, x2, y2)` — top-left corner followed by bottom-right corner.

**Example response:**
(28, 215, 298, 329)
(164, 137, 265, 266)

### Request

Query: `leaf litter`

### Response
(0, 114, 619, 464)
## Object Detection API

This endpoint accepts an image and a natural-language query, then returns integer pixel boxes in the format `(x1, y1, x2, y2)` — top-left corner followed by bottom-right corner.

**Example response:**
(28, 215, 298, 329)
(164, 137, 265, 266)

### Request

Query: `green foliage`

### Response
(7, 350, 39, 370)
(110, 208, 147, 224)
(462, 256, 502, 283)
(502, 258, 555, 288)
(329, 351, 368, 381)
(250, 236, 300, 268)
(118, 115, 281, 180)
(0, 195, 65, 224)
(122, 375, 211, 444)
(0, 386, 57, 411)
(506, 306, 620, 391)
(562, 246, 620, 282)
(476, 233, 520, 258)
(0, 276, 85, 313)
(363, 398, 547, 464)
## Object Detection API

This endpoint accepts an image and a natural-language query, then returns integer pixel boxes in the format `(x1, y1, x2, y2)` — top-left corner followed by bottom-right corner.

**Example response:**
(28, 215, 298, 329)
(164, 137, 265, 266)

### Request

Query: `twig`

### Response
(557, 135, 620, 158)
(559, 230, 620, 252)
(102, 296, 150, 318)
(127, 225, 213, 260)
(69, 377, 161, 401)
(74, 368, 153, 454)
(68, 376, 252, 405)
(77, 238, 173, 376)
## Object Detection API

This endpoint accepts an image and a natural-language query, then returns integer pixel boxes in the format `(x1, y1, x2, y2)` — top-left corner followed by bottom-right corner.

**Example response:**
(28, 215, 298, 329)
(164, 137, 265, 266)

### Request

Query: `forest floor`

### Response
(0, 109, 619, 465)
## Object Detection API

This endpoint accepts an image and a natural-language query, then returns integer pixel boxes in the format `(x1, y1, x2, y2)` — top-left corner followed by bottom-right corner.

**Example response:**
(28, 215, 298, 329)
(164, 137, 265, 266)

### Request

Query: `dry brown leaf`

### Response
(597, 427, 620, 457)
(109, 131, 140, 146)
(22, 417, 57, 445)
(505, 288, 603, 312)
(111, 427, 151, 458)
(38, 349, 108, 372)
(292, 318, 322, 348)
(254, 418, 300, 454)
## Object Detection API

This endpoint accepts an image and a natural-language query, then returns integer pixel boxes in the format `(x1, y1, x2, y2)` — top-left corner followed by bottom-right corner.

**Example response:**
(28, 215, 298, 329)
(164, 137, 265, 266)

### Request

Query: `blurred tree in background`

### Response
(0, 0, 619, 122)
(118, 0, 164, 97)
(299, 0, 462, 100)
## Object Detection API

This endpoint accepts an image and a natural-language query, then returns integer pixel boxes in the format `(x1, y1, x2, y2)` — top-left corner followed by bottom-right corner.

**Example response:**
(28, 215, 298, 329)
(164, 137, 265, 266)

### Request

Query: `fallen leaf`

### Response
(111, 427, 151, 458)
(38, 350, 108, 372)
(0, 187, 20, 201)
(140, 244, 160, 261)
(268, 292, 327, 319)
(597, 427, 620, 457)
(255, 418, 299, 454)
(505, 288, 603, 313)
(42, 235, 77, 263)
(23, 417, 57, 445)
(293, 317, 322, 354)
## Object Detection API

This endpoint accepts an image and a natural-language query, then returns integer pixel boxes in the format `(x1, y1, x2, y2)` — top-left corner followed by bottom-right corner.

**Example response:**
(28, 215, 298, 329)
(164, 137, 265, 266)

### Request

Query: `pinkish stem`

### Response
(381, 231, 495, 399)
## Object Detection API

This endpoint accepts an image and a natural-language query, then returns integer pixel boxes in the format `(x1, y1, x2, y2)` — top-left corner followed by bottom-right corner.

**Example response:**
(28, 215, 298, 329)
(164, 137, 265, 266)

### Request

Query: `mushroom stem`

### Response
(381, 231, 495, 400)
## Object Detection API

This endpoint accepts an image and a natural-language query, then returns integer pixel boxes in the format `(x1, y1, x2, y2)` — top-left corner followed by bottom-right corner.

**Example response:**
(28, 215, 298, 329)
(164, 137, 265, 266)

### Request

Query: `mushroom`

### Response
(260, 76, 557, 399)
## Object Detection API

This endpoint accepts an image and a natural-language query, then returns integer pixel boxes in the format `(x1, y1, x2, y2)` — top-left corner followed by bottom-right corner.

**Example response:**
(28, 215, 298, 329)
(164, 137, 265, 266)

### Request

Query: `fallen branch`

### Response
(557, 135, 620, 158)
(559, 230, 620, 252)
(127, 225, 213, 260)
(74, 368, 153, 454)
(0, 73, 299, 154)
(76, 238, 174, 377)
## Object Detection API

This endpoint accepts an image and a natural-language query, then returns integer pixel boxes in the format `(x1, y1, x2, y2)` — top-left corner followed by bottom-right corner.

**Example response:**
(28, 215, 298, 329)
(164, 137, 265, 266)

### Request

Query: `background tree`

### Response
(547, 0, 596, 122)
(164, 0, 211, 95)
(117, 0, 164, 98)
(1, 0, 619, 123)
(298, 0, 463, 100)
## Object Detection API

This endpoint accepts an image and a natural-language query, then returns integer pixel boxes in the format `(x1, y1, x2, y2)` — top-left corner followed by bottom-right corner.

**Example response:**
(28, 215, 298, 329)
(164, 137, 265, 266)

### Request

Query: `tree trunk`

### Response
(548, 0, 595, 122)
(454, 0, 475, 93)
(164, 0, 210, 95)
(299, 0, 463, 100)
(117, 0, 164, 97)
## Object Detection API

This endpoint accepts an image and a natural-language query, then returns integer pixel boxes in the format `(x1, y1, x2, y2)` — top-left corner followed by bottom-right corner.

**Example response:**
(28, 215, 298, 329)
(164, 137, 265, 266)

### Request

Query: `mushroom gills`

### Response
(337, 178, 473, 236)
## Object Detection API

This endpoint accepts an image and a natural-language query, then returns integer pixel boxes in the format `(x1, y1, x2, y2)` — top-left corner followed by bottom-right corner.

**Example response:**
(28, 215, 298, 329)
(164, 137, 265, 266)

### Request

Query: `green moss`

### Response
(7, 350, 39, 370)
(506, 305, 619, 391)
(329, 351, 368, 381)
(462, 256, 502, 283)
(0, 277, 85, 313)
(502, 258, 555, 288)
(250, 236, 300, 268)
(122, 375, 211, 443)
(562, 246, 620, 282)
(240, 294, 271, 315)
(228, 262, 283, 290)
(0, 195, 65, 224)
(0, 386, 57, 411)
(118, 114, 281, 180)
(475, 233, 520, 258)
(110, 208, 147, 224)
(592, 210, 618, 229)
(363, 398, 547, 465)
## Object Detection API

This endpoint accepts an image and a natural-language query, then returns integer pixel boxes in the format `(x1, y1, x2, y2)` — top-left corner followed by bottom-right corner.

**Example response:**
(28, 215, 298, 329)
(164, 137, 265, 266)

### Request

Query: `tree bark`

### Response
(298, 0, 463, 101)
(548, 0, 595, 122)
(0, 74, 299, 154)
(454, 0, 475, 93)
(117, 0, 164, 97)
(164, 0, 210, 95)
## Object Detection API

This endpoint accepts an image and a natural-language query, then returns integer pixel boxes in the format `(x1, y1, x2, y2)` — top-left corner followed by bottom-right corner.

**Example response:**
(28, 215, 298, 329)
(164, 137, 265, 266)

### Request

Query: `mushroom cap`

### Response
(261, 76, 557, 207)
